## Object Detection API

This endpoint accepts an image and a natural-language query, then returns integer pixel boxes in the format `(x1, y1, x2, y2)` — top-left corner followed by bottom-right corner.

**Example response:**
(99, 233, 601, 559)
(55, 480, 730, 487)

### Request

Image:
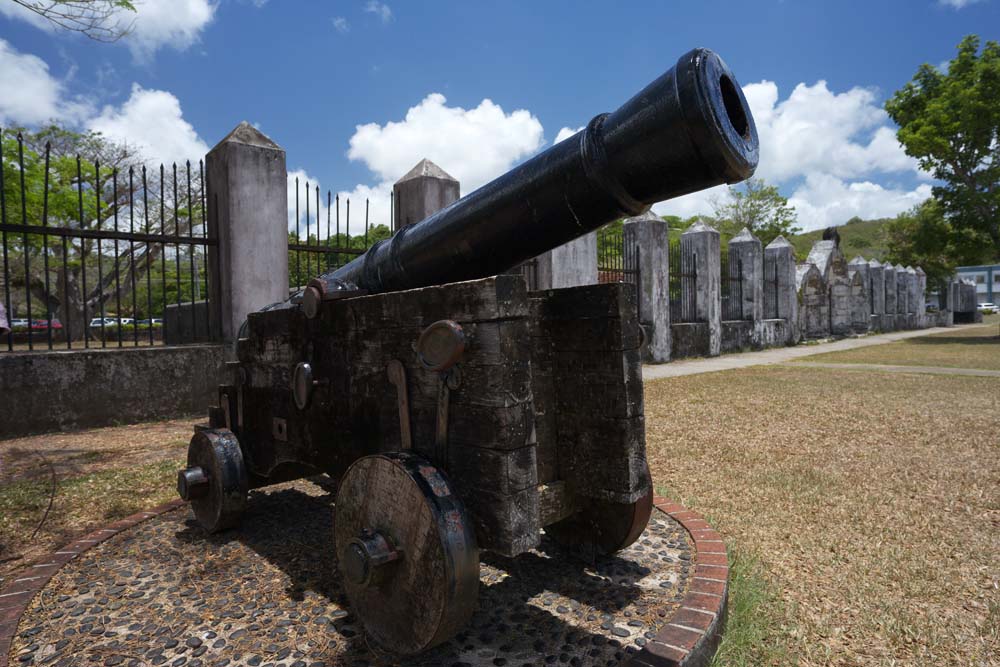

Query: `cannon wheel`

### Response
(179, 428, 249, 533)
(545, 490, 653, 558)
(334, 452, 479, 655)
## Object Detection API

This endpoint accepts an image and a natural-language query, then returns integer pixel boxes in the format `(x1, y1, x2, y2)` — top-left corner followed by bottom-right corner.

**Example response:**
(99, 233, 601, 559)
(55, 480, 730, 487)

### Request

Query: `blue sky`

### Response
(1, 0, 999, 233)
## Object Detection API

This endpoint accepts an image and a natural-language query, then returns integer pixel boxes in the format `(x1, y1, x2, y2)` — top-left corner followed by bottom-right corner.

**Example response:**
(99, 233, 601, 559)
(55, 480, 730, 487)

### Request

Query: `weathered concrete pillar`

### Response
(884, 264, 897, 330)
(848, 270, 868, 333)
(905, 266, 919, 329)
(729, 228, 763, 322)
(764, 235, 798, 343)
(681, 221, 721, 356)
(207, 122, 288, 344)
(535, 233, 598, 289)
(623, 212, 670, 363)
(868, 259, 884, 330)
(392, 159, 460, 231)
(915, 267, 927, 327)
(848, 256, 871, 327)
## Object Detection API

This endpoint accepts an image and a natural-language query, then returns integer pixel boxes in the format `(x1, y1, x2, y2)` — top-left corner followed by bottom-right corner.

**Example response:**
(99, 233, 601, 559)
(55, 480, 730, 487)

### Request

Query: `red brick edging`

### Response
(1, 495, 728, 667)
(0, 499, 186, 667)
(625, 497, 730, 667)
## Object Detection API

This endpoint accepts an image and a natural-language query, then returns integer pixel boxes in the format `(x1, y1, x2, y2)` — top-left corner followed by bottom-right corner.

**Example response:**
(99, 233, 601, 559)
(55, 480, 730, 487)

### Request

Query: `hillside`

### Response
(790, 216, 891, 262)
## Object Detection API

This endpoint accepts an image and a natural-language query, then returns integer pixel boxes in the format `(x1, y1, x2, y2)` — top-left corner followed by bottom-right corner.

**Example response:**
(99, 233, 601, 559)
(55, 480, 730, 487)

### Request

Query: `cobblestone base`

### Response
(1, 482, 728, 667)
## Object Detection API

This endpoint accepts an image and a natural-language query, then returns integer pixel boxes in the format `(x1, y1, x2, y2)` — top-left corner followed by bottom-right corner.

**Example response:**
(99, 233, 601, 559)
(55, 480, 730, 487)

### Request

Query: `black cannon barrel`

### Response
(317, 47, 758, 299)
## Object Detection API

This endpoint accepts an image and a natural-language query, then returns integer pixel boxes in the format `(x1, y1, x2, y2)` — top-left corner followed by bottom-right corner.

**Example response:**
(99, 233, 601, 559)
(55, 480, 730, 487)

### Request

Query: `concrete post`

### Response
(392, 159, 460, 231)
(206, 121, 288, 344)
(728, 228, 763, 322)
(623, 212, 670, 363)
(681, 221, 720, 356)
(764, 235, 798, 343)
(884, 264, 897, 330)
(535, 233, 598, 290)
(895, 264, 908, 325)
(868, 259, 884, 330)
(848, 256, 870, 326)
(905, 266, 919, 327)
(915, 267, 927, 327)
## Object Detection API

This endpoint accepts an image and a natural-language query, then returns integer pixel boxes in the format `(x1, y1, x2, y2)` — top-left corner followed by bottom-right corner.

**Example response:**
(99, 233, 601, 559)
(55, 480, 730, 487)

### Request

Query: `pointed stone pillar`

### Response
(868, 259, 884, 330)
(681, 221, 721, 356)
(848, 256, 871, 327)
(207, 121, 288, 344)
(392, 159, 460, 231)
(728, 228, 763, 322)
(764, 235, 798, 343)
(895, 264, 909, 324)
(623, 210, 670, 363)
(915, 267, 927, 327)
(884, 264, 897, 330)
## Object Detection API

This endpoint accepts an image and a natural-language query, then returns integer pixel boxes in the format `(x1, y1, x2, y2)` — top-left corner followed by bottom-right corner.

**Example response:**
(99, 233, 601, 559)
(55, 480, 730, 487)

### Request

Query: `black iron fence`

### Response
(597, 224, 640, 314)
(287, 180, 395, 289)
(669, 239, 698, 323)
(720, 246, 745, 321)
(763, 254, 780, 319)
(1, 129, 215, 353)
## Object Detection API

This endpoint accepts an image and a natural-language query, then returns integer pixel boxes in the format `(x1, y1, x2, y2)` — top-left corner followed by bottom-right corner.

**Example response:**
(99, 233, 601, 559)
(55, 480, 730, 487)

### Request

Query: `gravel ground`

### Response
(646, 366, 999, 666)
(9, 479, 693, 667)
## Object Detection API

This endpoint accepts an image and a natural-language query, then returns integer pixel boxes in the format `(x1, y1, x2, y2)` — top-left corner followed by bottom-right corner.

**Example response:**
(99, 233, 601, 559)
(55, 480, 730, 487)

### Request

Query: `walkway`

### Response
(642, 325, 969, 380)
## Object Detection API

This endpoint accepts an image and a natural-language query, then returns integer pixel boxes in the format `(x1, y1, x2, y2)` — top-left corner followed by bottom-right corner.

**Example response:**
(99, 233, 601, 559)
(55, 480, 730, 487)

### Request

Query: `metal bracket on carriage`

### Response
(386, 360, 413, 451)
(301, 276, 368, 319)
(415, 320, 466, 467)
(291, 362, 328, 410)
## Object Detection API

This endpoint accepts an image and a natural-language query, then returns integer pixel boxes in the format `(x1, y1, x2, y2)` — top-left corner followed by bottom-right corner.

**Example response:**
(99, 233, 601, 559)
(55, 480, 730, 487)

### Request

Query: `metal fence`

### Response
(668, 239, 698, 323)
(597, 225, 640, 313)
(720, 245, 745, 321)
(0, 129, 215, 353)
(287, 179, 394, 289)
(763, 254, 780, 319)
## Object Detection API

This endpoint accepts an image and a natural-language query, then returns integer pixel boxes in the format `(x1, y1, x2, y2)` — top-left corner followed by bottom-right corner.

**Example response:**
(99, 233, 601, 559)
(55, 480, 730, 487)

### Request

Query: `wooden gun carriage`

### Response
(176, 47, 759, 655)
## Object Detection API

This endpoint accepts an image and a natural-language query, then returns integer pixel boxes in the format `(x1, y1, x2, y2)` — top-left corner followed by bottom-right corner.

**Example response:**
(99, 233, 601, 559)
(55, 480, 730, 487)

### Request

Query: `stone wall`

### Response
(0, 345, 225, 438)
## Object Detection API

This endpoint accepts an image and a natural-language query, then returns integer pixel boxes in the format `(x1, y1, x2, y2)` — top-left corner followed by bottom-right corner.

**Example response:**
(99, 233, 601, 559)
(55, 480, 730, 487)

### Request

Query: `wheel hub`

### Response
(342, 529, 400, 588)
(177, 466, 209, 501)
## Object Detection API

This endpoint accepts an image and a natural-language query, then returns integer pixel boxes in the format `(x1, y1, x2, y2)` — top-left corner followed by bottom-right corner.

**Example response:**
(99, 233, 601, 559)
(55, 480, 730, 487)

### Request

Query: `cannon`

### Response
(176, 47, 758, 655)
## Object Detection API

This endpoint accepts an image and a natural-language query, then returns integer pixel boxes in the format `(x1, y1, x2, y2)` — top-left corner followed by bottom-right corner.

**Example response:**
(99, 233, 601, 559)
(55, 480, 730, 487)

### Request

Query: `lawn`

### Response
(0, 417, 195, 583)
(793, 314, 1000, 370)
(645, 365, 999, 666)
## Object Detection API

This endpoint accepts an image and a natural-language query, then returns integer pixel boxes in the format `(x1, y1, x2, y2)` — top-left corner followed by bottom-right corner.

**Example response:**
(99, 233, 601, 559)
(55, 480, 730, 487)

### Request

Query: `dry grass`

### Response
(0, 417, 197, 583)
(795, 316, 1000, 371)
(645, 366, 999, 666)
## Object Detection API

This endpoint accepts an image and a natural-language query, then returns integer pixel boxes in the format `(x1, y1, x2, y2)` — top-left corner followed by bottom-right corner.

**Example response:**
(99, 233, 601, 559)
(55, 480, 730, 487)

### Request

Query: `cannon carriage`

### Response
(176, 47, 759, 655)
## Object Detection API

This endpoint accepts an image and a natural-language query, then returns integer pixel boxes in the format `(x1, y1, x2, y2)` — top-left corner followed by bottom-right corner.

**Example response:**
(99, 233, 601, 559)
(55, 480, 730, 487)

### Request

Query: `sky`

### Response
(1, 0, 999, 235)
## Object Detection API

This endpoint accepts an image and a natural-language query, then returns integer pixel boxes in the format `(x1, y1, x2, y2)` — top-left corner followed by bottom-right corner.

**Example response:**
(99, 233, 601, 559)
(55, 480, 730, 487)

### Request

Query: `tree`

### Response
(886, 35, 1000, 260)
(883, 198, 990, 289)
(711, 177, 800, 246)
(7, 0, 135, 41)
(1, 126, 202, 341)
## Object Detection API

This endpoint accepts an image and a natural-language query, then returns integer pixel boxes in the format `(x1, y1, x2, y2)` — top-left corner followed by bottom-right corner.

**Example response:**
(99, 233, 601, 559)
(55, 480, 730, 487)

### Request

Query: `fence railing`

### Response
(668, 239, 698, 323)
(0, 129, 215, 353)
(763, 254, 780, 319)
(720, 246, 745, 321)
(597, 225, 640, 314)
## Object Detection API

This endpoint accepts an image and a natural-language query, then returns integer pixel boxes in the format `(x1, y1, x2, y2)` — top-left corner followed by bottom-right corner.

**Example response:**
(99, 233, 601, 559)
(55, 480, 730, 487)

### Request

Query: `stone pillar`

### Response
(535, 233, 598, 289)
(729, 228, 763, 322)
(207, 122, 288, 344)
(681, 221, 721, 356)
(765, 235, 798, 343)
(905, 266, 919, 325)
(884, 264, 897, 330)
(868, 259, 884, 330)
(623, 212, 670, 363)
(895, 264, 908, 327)
(392, 159, 460, 231)
(848, 256, 871, 326)
(915, 267, 927, 327)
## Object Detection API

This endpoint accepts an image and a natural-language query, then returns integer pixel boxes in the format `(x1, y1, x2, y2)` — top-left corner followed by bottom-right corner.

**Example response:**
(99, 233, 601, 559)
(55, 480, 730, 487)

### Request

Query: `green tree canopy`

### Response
(711, 177, 801, 247)
(886, 35, 1000, 260)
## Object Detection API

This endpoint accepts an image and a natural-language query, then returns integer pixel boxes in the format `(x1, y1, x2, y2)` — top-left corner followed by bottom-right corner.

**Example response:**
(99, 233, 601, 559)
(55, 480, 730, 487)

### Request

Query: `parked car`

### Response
(30, 318, 62, 330)
(90, 317, 120, 328)
(9, 318, 29, 329)
(978, 302, 997, 314)
(134, 318, 164, 327)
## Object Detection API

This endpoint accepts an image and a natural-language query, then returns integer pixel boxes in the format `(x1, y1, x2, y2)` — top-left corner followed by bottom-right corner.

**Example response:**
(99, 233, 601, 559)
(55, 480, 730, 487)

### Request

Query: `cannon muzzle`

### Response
(311, 47, 758, 300)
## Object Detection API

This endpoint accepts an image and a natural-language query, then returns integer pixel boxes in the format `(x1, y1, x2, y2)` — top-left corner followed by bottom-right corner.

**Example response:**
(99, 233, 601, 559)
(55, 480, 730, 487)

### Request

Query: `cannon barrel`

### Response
(312, 47, 758, 302)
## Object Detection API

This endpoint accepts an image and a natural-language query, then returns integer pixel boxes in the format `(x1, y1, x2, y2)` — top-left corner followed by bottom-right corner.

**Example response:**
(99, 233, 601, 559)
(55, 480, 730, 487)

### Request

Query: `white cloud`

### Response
(87, 84, 208, 165)
(332, 16, 349, 33)
(364, 1, 392, 22)
(554, 126, 582, 144)
(788, 174, 933, 229)
(938, 0, 985, 8)
(286, 170, 390, 238)
(345, 92, 544, 225)
(0, 39, 91, 125)
(0, 0, 215, 62)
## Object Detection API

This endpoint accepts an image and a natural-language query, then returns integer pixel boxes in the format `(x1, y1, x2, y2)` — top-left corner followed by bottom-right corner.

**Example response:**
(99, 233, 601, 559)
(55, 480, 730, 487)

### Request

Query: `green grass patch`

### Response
(711, 549, 794, 667)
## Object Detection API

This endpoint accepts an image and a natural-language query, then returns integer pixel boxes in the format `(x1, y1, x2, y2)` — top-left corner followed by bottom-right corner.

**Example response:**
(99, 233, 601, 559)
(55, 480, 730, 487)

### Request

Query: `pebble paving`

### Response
(10, 479, 693, 667)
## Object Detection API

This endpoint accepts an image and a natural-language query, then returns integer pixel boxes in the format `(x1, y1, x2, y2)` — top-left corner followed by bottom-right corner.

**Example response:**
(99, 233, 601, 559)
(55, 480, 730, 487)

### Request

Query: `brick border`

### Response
(625, 496, 729, 667)
(1, 495, 728, 667)
(0, 499, 185, 667)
